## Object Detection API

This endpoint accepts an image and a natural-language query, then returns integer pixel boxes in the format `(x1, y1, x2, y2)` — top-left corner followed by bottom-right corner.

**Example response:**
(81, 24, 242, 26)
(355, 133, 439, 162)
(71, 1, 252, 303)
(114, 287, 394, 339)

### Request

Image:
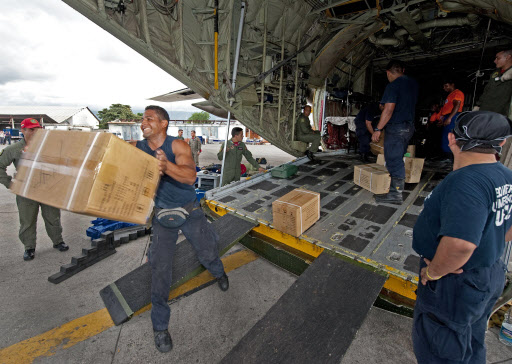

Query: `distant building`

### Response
(0, 106, 99, 131)
(108, 119, 264, 143)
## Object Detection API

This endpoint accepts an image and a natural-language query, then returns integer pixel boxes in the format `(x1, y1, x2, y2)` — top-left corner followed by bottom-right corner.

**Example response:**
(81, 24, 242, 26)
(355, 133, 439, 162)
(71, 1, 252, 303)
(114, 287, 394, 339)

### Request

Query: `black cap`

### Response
(453, 111, 512, 154)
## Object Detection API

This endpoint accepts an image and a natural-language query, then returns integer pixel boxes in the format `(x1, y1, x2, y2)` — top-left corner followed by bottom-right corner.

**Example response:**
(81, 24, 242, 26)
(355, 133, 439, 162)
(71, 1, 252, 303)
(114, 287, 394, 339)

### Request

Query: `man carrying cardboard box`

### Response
(0, 118, 68, 261)
(372, 60, 419, 204)
(136, 105, 228, 353)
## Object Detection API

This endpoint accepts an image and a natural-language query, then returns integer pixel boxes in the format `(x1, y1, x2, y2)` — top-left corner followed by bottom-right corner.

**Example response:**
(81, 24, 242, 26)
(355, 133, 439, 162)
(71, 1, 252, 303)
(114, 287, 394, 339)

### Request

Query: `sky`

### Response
(0, 0, 198, 113)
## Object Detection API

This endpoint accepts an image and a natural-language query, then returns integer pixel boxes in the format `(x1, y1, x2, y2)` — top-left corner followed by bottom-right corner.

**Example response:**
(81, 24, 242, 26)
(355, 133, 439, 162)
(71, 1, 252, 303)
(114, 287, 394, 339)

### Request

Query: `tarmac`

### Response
(1, 142, 512, 364)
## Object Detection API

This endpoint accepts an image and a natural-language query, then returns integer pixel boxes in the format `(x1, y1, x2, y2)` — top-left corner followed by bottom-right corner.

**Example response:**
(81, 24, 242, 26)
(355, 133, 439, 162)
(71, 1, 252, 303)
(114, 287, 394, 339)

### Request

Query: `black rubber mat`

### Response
(404, 254, 421, 273)
(324, 196, 348, 210)
(351, 204, 397, 224)
(100, 213, 258, 326)
(398, 213, 418, 228)
(324, 180, 346, 192)
(220, 252, 386, 364)
(339, 235, 370, 252)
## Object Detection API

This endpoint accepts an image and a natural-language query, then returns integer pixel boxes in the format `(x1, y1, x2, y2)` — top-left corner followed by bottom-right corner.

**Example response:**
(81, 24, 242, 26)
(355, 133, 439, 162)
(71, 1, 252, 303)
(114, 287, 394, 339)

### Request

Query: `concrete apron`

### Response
(0, 144, 511, 363)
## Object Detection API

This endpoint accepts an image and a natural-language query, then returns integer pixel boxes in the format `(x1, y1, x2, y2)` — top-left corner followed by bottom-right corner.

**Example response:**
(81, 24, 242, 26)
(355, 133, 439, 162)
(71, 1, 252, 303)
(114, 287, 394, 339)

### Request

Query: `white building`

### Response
(108, 119, 257, 143)
(0, 106, 99, 131)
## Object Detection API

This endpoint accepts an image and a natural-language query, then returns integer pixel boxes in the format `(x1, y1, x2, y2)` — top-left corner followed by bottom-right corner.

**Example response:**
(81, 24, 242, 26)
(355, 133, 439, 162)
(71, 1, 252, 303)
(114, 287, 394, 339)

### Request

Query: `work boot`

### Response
(305, 150, 315, 161)
(359, 153, 370, 163)
(53, 242, 69, 252)
(154, 329, 173, 353)
(23, 249, 35, 261)
(217, 273, 229, 291)
(374, 177, 405, 205)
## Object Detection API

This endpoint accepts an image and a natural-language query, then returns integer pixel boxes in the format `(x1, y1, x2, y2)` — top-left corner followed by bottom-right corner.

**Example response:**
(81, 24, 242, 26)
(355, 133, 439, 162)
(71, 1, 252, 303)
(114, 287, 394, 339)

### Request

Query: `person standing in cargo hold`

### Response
(0, 118, 68, 261)
(136, 105, 228, 353)
(412, 111, 512, 364)
(371, 60, 419, 204)
(217, 127, 265, 186)
(188, 130, 201, 166)
(475, 49, 512, 116)
(296, 105, 321, 160)
(431, 80, 465, 154)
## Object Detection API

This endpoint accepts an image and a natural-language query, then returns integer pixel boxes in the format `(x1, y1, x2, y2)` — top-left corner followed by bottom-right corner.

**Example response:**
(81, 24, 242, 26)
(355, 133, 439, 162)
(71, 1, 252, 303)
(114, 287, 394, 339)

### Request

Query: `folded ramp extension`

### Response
(221, 252, 387, 364)
(100, 213, 258, 326)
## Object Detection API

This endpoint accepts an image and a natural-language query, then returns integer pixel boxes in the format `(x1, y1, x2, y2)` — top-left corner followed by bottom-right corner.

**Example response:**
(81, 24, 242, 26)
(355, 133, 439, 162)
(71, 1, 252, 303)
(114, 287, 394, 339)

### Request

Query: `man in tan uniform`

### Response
(188, 130, 201, 166)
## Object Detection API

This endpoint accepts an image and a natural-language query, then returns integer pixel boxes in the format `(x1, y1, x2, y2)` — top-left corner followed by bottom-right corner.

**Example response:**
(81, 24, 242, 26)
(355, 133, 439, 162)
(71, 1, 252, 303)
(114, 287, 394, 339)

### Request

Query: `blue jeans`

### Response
(441, 113, 460, 154)
(413, 259, 506, 364)
(356, 129, 371, 154)
(149, 201, 225, 331)
(383, 123, 414, 179)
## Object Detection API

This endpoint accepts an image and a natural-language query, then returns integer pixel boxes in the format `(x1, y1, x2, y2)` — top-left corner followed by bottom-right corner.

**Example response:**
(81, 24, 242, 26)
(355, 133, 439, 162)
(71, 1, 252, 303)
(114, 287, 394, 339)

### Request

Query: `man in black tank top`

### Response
(136, 106, 229, 353)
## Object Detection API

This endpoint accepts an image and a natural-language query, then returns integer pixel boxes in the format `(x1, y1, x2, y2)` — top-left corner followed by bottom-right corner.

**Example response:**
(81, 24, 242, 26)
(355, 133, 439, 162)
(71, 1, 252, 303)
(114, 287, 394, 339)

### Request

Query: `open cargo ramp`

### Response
(221, 252, 387, 363)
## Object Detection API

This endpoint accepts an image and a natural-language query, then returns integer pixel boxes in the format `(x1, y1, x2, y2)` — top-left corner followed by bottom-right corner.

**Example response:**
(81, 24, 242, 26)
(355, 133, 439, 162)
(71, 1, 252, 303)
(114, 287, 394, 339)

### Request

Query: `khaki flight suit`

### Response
(0, 139, 63, 250)
(188, 137, 202, 166)
(217, 140, 260, 186)
(296, 113, 321, 153)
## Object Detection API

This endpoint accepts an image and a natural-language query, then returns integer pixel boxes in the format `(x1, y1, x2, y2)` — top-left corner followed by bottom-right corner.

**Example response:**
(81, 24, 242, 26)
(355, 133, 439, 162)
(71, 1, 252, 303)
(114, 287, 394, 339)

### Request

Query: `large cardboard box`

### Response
(376, 154, 425, 183)
(406, 145, 416, 158)
(10, 130, 160, 224)
(369, 130, 385, 155)
(353, 164, 391, 194)
(272, 188, 320, 237)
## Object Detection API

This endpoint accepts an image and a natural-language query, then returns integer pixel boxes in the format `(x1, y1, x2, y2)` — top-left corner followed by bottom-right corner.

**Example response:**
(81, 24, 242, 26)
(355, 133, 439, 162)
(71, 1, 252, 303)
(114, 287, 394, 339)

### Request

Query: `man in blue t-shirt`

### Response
(372, 60, 419, 204)
(412, 111, 512, 364)
(135, 105, 228, 353)
(355, 102, 381, 162)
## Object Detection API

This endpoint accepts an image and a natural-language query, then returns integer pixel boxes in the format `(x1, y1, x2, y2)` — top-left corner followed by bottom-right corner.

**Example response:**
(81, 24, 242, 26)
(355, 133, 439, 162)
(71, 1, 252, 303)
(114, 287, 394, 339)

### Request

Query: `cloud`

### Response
(0, 0, 199, 112)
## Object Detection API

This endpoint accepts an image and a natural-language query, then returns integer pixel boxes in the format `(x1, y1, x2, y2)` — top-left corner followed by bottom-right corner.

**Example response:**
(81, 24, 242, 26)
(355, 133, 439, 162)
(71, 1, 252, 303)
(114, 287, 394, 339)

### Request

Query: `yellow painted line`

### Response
(0, 250, 259, 364)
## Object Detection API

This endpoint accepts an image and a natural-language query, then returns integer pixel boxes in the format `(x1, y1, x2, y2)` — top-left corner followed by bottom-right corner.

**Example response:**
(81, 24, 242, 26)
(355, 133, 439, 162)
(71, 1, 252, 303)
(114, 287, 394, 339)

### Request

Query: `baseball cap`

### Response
(453, 111, 512, 153)
(20, 118, 42, 129)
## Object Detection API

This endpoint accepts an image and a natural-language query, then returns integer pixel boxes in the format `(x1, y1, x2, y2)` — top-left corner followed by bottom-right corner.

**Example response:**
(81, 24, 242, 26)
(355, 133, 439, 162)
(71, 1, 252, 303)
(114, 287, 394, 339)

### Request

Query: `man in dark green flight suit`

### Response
(0, 118, 68, 261)
(296, 105, 321, 160)
(217, 127, 265, 186)
(176, 129, 184, 140)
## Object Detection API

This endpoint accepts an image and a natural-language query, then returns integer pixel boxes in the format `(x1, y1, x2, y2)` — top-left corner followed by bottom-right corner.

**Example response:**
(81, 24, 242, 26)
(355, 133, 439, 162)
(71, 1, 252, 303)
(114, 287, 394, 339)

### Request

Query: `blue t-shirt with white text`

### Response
(380, 75, 418, 126)
(413, 163, 512, 270)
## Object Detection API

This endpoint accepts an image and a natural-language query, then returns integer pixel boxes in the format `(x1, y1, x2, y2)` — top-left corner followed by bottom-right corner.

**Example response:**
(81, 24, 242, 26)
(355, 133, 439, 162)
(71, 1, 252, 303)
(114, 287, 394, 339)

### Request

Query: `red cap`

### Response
(21, 118, 42, 129)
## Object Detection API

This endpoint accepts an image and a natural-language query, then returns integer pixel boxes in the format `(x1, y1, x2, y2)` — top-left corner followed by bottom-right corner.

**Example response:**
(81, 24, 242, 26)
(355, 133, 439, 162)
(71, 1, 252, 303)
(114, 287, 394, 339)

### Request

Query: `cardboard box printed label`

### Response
(10, 130, 160, 224)
(376, 154, 425, 184)
(272, 188, 320, 237)
(353, 164, 391, 194)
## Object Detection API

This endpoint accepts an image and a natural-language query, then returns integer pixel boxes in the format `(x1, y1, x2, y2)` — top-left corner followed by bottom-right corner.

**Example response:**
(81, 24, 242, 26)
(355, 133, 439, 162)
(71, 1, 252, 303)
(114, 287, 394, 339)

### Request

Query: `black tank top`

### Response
(136, 136, 196, 208)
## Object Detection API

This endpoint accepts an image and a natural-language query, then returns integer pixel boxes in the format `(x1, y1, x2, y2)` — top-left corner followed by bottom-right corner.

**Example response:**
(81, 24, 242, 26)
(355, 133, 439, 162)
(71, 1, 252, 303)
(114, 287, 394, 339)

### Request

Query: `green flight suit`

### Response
(477, 66, 512, 116)
(296, 113, 321, 152)
(0, 140, 63, 250)
(217, 140, 260, 186)
(188, 137, 202, 166)
(176, 136, 184, 140)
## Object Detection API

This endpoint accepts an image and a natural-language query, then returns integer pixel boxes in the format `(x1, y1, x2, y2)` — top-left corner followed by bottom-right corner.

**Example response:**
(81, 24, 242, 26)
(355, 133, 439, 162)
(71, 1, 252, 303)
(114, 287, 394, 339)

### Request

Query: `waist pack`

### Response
(155, 202, 200, 229)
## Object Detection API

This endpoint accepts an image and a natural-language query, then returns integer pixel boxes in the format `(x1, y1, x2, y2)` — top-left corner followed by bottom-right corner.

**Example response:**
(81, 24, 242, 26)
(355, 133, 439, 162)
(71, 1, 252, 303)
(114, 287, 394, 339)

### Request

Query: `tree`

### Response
(97, 104, 138, 129)
(188, 111, 210, 121)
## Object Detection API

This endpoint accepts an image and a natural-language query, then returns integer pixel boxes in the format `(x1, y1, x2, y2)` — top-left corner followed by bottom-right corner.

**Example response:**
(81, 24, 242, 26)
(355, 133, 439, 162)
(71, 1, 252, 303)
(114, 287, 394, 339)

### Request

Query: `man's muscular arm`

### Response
(155, 140, 197, 185)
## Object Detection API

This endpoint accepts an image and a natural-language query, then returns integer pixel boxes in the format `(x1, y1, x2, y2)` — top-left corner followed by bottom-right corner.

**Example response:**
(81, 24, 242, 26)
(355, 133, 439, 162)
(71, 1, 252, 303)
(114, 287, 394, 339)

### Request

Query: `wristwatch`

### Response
(374, 127, 382, 132)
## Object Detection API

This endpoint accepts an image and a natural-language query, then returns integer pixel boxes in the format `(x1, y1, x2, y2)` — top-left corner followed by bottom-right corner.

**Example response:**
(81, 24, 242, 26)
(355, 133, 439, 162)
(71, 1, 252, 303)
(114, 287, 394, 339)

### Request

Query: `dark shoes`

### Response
(374, 177, 405, 205)
(217, 273, 229, 292)
(23, 249, 35, 261)
(54, 242, 69, 252)
(305, 150, 315, 161)
(154, 329, 173, 353)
